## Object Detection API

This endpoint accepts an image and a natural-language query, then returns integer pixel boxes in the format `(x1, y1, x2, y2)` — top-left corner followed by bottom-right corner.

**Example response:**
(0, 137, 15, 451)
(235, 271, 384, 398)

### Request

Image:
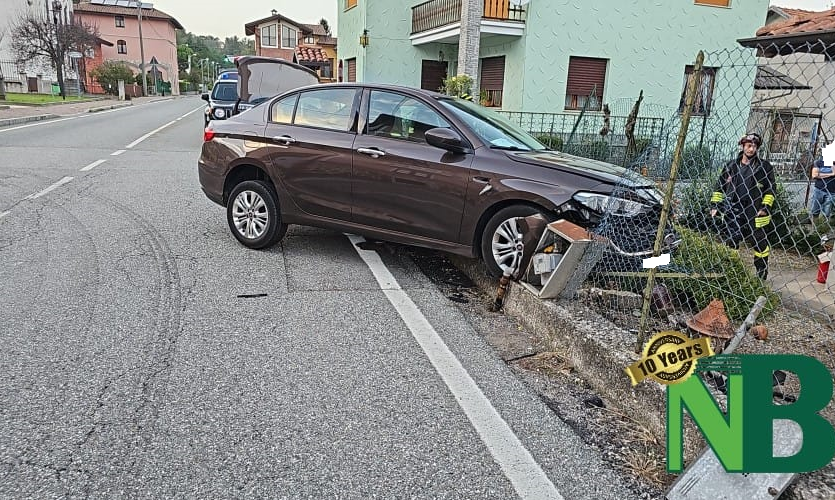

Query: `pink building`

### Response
(74, 1, 183, 95)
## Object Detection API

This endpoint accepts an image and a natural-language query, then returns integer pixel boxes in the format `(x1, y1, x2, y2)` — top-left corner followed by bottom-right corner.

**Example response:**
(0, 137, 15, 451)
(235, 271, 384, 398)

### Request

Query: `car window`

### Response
(293, 88, 356, 131)
(438, 98, 545, 151)
(367, 90, 450, 143)
(211, 82, 237, 102)
(270, 94, 298, 124)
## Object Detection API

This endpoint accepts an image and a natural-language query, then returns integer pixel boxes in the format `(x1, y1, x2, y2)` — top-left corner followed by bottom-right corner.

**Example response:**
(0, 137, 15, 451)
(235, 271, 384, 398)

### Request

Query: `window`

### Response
(304, 35, 315, 44)
(270, 93, 298, 123)
(565, 56, 607, 111)
(321, 59, 334, 79)
(695, 0, 730, 6)
(294, 88, 356, 131)
(115, 15, 125, 27)
(261, 24, 277, 47)
(479, 56, 505, 107)
(345, 0, 357, 9)
(117, 40, 127, 54)
(678, 65, 717, 115)
(282, 25, 297, 48)
(346, 58, 356, 82)
(367, 91, 451, 143)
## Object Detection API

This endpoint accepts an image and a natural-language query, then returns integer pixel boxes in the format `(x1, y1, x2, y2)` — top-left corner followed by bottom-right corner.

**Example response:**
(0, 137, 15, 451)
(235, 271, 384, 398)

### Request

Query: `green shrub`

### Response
(565, 140, 609, 161)
(90, 61, 135, 95)
(624, 137, 652, 165)
(680, 144, 712, 179)
(667, 226, 779, 321)
(533, 134, 563, 151)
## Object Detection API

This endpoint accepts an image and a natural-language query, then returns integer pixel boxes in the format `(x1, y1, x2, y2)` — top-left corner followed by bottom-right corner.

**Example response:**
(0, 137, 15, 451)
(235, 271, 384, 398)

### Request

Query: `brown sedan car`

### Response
(198, 83, 675, 276)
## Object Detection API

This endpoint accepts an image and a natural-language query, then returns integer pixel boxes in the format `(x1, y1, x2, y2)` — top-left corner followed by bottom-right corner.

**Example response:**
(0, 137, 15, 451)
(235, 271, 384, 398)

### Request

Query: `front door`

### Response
(420, 60, 447, 93)
(263, 87, 359, 221)
(351, 89, 472, 243)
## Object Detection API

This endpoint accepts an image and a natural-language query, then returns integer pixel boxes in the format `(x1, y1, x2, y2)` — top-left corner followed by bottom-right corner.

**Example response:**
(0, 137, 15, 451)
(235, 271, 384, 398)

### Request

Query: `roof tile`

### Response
(757, 7, 835, 36)
(295, 46, 327, 63)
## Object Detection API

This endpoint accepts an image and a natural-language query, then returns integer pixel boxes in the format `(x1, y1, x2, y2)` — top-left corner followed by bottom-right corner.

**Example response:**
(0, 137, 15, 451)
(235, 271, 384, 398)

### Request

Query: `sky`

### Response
(148, 0, 835, 41)
(150, 0, 338, 40)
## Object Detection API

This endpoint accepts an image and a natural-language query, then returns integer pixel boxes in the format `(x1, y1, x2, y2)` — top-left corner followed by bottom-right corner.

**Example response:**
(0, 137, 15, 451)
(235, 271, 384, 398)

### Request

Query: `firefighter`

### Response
(709, 132, 775, 280)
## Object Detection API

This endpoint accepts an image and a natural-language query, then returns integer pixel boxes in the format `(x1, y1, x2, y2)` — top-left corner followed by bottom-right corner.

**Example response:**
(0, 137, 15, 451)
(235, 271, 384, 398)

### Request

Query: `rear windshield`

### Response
(211, 82, 238, 102)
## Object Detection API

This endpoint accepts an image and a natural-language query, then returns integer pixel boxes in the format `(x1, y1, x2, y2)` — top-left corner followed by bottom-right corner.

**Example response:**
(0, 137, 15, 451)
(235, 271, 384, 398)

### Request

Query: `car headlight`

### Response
(213, 108, 226, 119)
(573, 192, 652, 217)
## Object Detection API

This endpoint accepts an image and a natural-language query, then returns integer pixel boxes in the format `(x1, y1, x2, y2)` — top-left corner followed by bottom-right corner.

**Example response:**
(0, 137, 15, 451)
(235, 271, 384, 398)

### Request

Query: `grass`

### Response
(1, 92, 94, 105)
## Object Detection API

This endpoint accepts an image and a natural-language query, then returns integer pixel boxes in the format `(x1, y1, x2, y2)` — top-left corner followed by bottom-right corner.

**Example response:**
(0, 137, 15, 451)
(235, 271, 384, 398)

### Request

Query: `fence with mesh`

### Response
(512, 41, 835, 354)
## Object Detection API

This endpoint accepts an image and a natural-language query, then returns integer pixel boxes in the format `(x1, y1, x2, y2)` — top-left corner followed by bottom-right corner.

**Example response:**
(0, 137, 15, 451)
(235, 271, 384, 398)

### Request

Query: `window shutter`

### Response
(421, 60, 447, 91)
(566, 57, 607, 96)
(346, 58, 356, 82)
(480, 56, 505, 91)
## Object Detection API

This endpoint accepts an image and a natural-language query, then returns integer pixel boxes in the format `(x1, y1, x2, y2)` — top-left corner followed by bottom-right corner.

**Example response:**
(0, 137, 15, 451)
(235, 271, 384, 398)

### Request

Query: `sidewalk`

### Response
(0, 95, 184, 127)
(771, 265, 835, 321)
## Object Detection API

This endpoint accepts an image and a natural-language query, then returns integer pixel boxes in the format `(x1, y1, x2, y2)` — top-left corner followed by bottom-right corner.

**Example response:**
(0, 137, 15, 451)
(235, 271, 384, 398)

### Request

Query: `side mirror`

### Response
(425, 127, 470, 154)
(201, 93, 209, 102)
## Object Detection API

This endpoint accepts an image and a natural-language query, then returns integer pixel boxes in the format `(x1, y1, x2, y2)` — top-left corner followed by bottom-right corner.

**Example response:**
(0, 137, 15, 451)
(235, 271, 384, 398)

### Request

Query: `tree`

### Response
(89, 60, 134, 95)
(10, 11, 98, 99)
(319, 18, 331, 36)
(223, 36, 254, 57)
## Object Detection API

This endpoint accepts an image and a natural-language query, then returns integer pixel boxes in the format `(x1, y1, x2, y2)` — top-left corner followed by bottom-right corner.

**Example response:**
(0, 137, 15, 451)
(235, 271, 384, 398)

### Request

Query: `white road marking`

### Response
(0, 211, 9, 218)
(0, 116, 76, 133)
(180, 106, 204, 119)
(25, 176, 74, 200)
(347, 234, 563, 500)
(125, 120, 177, 149)
(80, 159, 107, 171)
(111, 150, 126, 156)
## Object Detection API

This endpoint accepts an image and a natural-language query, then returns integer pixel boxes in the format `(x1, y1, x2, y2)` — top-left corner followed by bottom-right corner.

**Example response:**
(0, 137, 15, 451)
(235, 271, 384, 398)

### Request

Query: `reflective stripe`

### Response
(755, 215, 772, 228)
(754, 246, 770, 258)
(762, 194, 775, 206)
(710, 192, 725, 203)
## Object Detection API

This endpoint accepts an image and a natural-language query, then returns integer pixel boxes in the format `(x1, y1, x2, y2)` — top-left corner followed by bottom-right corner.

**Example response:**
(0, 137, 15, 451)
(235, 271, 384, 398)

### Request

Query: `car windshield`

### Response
(211, 82, 238, 102)
(438, 98, 545, 151)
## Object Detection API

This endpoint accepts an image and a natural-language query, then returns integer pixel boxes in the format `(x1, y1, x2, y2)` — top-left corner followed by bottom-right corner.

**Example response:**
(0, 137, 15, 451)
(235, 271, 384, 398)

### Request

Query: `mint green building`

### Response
(338, 0, 771, 151)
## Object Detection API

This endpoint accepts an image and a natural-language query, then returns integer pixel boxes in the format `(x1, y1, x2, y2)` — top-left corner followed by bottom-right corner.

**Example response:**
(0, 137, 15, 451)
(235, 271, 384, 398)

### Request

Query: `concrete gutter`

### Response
(450, 254, 704, 461)
(0, 114, 60, 128)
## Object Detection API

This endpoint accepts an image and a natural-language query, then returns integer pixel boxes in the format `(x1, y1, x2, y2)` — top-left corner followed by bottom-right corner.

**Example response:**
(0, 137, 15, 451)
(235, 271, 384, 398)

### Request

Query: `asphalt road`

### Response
(0, 97, 635, 499)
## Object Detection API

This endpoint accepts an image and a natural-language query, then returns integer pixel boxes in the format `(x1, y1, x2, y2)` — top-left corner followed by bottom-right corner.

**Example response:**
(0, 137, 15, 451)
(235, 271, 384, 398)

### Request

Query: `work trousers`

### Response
(719, 205, 770, 280)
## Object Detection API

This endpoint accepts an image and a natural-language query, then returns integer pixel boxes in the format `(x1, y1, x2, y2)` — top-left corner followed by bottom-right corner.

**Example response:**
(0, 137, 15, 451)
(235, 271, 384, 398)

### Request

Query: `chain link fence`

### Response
(512, 42, 835, 353)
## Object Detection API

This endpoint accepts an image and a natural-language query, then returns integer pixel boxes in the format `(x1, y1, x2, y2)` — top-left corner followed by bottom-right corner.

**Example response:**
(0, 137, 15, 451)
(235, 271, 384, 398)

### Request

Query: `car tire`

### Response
(226, 180, 287, 249)
(480, 205, 550, 278)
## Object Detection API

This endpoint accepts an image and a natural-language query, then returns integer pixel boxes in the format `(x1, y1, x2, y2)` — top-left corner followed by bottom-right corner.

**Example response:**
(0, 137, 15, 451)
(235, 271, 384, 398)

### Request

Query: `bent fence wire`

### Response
(515, 42, 835, 347)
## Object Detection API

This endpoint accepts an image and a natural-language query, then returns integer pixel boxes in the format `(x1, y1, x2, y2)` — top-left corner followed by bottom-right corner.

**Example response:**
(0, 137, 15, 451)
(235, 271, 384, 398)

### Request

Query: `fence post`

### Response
(635, 50, 704, 352)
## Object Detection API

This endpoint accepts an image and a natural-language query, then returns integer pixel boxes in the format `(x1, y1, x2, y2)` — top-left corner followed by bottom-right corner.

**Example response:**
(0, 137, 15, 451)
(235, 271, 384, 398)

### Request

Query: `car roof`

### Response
(282, 82, 449, 100)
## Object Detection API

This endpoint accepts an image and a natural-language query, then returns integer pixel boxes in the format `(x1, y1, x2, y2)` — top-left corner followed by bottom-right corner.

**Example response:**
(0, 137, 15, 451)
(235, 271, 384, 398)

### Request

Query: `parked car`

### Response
(201, 77, 238, 127)
(198, 83, 677, 277)
(201, 57, 318, 127)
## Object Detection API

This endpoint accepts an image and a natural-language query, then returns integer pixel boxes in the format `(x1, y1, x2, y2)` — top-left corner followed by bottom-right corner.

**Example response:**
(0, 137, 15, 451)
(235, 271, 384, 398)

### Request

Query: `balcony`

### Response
(410, 0, 525, 46)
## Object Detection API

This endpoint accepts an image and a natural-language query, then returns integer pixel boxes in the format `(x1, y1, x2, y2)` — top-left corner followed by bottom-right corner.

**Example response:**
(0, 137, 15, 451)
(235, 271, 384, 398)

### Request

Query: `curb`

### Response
(0, 114, 60, 128)
(88, 102, 133, 113)
(449, 254, 704, 461)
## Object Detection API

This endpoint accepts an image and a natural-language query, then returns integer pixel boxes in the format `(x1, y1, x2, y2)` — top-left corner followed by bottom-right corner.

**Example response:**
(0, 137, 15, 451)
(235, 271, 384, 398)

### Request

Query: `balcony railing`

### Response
(411, 0, 525, 35)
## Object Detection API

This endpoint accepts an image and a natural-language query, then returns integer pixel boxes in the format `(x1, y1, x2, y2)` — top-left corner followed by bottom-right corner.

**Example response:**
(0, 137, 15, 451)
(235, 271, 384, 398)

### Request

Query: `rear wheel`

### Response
(226, 180, 286, 249)
(480, 205, 549, 278)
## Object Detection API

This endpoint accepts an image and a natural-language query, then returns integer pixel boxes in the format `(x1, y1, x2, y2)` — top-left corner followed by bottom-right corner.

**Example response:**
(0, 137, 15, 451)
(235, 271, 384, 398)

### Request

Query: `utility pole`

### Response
(137, 0, 147, 97)
(52, 0, 66, 99)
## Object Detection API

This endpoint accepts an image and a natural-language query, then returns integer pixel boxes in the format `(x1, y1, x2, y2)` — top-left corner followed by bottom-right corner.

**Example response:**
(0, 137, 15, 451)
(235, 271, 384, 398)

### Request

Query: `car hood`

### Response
(506, 150, 653, 188)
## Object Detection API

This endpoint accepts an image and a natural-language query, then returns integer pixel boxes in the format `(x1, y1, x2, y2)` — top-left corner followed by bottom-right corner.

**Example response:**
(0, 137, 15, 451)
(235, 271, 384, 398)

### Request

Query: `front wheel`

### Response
(480, 205, 549, 278)
(226, 180, 286, 249)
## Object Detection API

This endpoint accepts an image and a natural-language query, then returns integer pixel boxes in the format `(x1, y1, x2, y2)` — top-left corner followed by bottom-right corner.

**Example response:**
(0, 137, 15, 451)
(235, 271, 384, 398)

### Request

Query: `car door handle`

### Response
(472, 176, 490, 183)
(357, 147, 386, 158)
(273, 135, 296, 145)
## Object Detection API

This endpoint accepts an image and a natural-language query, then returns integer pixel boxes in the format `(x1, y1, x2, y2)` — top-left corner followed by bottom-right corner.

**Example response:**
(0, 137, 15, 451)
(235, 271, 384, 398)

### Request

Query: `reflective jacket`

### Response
(710, 152, 775, 219)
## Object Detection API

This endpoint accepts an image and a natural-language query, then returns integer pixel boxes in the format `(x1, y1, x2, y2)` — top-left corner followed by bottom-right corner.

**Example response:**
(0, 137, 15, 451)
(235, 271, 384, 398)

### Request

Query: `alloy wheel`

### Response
(491, 217, 525, 275)
(231, 190, 269, 239)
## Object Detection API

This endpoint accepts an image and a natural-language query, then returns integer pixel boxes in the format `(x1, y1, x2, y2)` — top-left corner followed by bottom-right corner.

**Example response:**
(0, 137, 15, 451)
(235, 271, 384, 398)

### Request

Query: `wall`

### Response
(78, 11, 179, 94)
